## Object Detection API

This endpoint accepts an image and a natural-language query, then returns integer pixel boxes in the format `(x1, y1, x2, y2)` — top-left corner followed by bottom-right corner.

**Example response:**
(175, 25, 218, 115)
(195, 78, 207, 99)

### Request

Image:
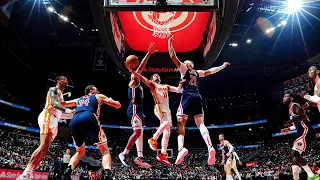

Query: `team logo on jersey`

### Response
(134, 120, 138, 124)
(133, 9, 197, 33)
(297, 142, 302, 146)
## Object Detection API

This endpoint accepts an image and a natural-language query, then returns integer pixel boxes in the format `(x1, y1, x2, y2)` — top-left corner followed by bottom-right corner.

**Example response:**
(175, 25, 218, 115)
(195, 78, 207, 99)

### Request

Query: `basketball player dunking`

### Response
(127, 63, 183, 166)
(63, 85, 121, 180)
(118, 42, 156, 168)
(18, 76, 75, 180)
(282, 92, 318, 180)
(219, 134, 236, 180)
(300, 66, 320, 111)
(168, 36, 230, 165)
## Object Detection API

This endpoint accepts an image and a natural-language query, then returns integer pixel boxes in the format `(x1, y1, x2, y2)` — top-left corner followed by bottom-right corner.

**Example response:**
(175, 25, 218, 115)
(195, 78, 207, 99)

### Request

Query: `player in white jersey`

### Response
(127, 65, 182, 166)
(219, 134, 236, 180)
(18, 76, 75, 180)
(231, 151, 242, 180)
(300, 66, 320, 111)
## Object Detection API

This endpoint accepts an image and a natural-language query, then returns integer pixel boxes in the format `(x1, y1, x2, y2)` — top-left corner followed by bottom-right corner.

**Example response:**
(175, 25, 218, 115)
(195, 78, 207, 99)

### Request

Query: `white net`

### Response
(148, 11, 176, 39)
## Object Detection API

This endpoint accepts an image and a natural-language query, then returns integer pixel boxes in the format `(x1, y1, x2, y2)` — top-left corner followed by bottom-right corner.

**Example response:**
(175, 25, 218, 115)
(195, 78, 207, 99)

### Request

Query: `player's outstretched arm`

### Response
(127, 64, 155, 91)
(97, 94, 121, 109)
(197, 62, 230, 77)
(50, 87, 73, 114)
(136, 42, 157, 74)
(301, 82, 320, 104)
(167, 80, 185, 93)
(62, 98, 79, 107)
(168, 36, 182, 68)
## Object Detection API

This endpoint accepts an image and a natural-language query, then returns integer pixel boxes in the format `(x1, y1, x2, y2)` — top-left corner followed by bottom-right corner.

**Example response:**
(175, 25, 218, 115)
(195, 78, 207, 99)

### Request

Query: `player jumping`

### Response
(231, 150, 242, 180)
(63, 85, 121, 180)
(219, 134, 236, 180)
(18, 76, 75, 180)
(126, 63, 183, 166)
(300, 66, 320, 111)
(118, 42, 156, 168)
(168, 36, 230, 165)
(282, 92, 318, 180)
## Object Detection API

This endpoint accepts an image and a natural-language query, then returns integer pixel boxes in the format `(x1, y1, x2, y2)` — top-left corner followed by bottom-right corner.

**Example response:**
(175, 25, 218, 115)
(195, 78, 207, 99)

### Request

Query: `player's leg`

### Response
(232, 167, 242, 180)
(155, 111, 172, 166)
(133, 117, 151, 169)
(119, 113, 142, 167)
(175, 95, 189, 165)
(18, 112, 55, 179)
(175, 115, 188, 165)
(291, 136, 318, 180)
(94, 126, 112, 180)
(19, 133, 53, 179)
(194, 114, 216, 165)
(148, 105, 171, 151)
(224, 164, 234, 180)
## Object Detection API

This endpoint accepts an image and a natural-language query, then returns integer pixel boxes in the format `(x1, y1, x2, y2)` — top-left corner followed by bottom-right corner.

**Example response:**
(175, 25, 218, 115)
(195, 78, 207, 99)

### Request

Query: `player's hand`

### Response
(221, 160, 225, 165)
(281, 128, 290, 134)
(226, 152, 231, 157)
(239, 161, 242, 166)
(283, 120, 293, 127)
(148, 42, 157, 54)
(168, 35, 174, 43)
(115, 101, 121, 109)
(65, 108, 74, 114)
(223, 62, 230, 67)
(299, 91, 308, 99)
(125, 62, 133, 72)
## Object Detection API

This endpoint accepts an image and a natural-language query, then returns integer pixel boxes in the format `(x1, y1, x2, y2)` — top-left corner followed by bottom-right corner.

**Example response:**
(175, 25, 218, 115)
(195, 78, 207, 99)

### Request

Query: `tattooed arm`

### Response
(50, 87, 73, 113)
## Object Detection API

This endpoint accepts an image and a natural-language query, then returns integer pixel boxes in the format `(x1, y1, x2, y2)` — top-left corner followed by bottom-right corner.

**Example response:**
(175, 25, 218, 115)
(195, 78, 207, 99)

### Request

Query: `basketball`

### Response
(125, 55, 139, 69)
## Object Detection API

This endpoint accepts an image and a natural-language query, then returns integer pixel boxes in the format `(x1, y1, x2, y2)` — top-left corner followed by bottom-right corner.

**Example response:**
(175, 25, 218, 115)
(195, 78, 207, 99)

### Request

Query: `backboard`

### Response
(104, 0, 219, 12)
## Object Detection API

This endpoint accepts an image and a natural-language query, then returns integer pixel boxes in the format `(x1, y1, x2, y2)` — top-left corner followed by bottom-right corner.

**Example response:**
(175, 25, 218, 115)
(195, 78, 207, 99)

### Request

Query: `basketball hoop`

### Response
(148, 11, 176, 39)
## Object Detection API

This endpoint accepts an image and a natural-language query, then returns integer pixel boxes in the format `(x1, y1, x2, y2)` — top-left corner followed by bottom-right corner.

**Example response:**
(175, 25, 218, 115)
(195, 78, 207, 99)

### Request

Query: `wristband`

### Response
(289, 126, 296, 130)
(65, 108, 72, 114)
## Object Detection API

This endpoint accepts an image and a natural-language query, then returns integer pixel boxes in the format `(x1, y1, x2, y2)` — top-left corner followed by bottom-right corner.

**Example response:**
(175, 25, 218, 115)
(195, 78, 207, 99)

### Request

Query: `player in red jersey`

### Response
(18, 76, 75, 180)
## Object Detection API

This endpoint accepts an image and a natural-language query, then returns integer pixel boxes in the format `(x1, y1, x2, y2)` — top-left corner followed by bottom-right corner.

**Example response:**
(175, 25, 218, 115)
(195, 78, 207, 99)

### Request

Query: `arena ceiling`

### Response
(0, 0, 320, 79)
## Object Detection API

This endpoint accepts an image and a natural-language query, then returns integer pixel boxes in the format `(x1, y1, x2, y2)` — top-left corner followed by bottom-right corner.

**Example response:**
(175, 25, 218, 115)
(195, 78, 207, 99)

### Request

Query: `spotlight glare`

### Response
(281, 20, 287, 25)
(48, 7, 54, 12)
(246, 39, 252, 44)
(63, 17, 68, 21)
(286, 0, 302, 13)
(266, 29, 271, 33)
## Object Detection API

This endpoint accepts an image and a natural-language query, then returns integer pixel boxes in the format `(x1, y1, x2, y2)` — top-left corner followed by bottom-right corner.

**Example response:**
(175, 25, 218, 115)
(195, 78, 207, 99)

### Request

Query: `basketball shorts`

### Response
(177, 93, 203, 117)
(38, 110, 58, 141)
(225, 154, 233, 165)
(69, 111, 107, 148)
(127, 103, 144, 130)
(154, 104, 172, 125)
(292, 125, 315, 154)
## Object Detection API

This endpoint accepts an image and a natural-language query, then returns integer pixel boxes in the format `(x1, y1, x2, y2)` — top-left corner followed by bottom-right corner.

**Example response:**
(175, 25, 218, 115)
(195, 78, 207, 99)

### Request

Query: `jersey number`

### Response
(78, 98, 90, 107)
(163, 92, 168, 98)
(189, 75, 197, 86)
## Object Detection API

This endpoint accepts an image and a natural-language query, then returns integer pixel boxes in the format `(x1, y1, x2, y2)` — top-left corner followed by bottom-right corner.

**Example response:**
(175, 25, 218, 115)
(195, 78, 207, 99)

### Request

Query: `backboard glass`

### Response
(104, 0, 219, 12)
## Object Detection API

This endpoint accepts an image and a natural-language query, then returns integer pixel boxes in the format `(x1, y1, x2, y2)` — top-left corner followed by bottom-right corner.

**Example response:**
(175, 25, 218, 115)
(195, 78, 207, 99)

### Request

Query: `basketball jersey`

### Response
(289, 103, 313, 135)
(128, 85, 144, 105)
(75, 95, 100, 117)
(182, 68, 200, 93)
(151, 84, 169, 107)
(220, 141, 230, 157)
(44, 87, 64, 119)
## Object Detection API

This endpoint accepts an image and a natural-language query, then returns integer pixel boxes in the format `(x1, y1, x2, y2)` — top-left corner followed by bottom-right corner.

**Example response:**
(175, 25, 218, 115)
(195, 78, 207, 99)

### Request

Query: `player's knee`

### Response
(76, 146, 86, 157)
(39, 143, 50, 152)
(133, 129, 142, 137)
